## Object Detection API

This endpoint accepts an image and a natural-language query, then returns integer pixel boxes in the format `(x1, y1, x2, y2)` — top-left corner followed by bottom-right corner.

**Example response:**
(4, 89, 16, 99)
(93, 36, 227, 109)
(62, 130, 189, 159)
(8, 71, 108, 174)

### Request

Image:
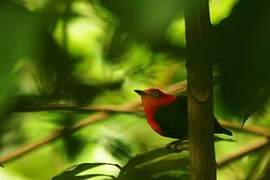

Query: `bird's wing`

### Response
(154, 96, 188, 138)
(154, 96, 232, 138)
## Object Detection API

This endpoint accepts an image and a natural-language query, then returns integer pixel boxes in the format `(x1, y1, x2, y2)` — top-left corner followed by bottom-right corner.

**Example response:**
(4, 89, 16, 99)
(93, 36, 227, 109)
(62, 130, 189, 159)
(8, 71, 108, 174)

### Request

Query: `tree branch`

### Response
(0, 112, 108, 164)
(0, 81, 187, 165)
(1, 80, 270, 168)
(185, 0, 215, 178)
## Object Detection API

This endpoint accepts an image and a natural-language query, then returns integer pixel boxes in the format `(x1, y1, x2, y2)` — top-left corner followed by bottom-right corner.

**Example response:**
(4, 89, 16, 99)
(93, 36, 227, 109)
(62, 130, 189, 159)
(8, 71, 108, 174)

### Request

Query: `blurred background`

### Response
(1, 0, 270, 179)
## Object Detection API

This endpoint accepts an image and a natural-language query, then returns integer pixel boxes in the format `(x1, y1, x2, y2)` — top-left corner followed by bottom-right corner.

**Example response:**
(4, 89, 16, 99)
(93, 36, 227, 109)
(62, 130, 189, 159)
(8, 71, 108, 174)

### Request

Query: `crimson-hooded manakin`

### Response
(134, 88, 232, 139)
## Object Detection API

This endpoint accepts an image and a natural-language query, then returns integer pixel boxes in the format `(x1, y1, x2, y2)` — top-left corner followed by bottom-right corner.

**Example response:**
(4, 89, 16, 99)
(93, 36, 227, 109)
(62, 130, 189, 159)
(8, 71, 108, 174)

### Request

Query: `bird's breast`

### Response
(147, 117, 164, 135)
(144, 107, 164, 135)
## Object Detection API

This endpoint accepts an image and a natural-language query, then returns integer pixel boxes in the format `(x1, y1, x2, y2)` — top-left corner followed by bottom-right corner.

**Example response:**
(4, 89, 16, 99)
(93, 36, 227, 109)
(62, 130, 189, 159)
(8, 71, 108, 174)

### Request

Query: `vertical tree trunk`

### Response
(184, 0, 216, 180)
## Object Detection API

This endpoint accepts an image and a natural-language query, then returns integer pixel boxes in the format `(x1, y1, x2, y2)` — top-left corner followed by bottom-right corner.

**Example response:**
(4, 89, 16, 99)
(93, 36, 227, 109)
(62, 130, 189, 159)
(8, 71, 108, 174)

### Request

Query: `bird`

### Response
(134, 88, 232, 139)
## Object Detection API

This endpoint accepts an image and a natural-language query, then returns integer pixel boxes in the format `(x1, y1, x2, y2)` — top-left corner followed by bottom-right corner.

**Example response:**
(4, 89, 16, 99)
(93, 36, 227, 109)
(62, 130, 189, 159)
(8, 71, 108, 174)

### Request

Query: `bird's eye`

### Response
(152, 91, 160, 97)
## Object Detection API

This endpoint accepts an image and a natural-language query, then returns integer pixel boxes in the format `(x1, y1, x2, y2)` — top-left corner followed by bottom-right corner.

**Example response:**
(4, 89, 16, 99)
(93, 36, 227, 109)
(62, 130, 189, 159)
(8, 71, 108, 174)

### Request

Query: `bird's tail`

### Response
(214, 118, 233, 136)
(220, 127, 233, 136)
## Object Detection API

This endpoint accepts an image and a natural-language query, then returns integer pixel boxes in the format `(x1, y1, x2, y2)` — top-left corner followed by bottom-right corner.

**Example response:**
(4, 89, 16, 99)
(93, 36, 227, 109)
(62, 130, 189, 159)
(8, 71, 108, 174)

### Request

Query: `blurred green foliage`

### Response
(0, 0, 270, 179)
(214, 0, 270, 124)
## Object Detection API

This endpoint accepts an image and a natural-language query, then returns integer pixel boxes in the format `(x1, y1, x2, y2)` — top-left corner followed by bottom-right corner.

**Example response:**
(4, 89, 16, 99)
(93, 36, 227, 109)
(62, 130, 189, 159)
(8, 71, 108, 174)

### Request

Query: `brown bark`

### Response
(184, 0, 215, 179)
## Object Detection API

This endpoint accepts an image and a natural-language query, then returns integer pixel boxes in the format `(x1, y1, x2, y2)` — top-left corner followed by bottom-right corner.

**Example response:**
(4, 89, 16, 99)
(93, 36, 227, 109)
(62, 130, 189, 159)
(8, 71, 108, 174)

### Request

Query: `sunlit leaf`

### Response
(0, 0, 44, 147)
(93, 0, 184, 47)
(0, 0, 41, 105)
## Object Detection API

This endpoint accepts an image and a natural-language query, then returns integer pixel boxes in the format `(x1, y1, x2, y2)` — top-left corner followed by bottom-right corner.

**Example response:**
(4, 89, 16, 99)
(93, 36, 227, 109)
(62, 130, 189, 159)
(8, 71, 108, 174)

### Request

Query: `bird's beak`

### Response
(134, 90, 146, 96)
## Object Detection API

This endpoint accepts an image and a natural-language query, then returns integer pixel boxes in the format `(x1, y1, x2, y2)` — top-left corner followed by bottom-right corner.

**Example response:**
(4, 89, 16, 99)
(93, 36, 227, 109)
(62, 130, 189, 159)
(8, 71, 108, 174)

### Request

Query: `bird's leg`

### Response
(166, 138, 189, 153)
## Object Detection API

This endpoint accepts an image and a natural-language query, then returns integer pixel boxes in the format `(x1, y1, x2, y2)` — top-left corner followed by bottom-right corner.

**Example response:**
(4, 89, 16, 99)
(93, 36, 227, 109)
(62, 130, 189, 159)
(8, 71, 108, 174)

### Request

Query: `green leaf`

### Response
(117, 145, 189, 180)
(120, 143, 188, 172)
(53, 173, 115, 180)
(52, 162, 121, 180)
(0, 0, 45, 147)
(118, 157, 189, 180)
(0, 0, 42, 81)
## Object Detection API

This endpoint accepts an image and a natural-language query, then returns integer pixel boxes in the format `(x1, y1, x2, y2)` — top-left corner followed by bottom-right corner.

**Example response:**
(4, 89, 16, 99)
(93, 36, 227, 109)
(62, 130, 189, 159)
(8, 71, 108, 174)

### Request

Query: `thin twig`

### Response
(217, 138, 270, 168)
(220, 120, 270, 138)
(15, 104, 140, 113)
(217, 120, 270, 168)
(14, 81, 187, 113)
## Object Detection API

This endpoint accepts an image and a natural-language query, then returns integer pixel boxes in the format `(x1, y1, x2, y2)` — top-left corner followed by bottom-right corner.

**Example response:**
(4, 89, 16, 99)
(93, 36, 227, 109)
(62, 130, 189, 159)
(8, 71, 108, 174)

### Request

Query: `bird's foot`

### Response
(166, 139, 189, 153)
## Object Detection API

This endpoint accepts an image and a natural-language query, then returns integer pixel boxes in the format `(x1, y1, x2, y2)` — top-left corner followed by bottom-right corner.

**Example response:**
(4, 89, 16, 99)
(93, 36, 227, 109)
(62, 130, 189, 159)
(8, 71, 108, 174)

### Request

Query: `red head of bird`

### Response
(134, 88, 177, 135)
(134, 88, 176, 108)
